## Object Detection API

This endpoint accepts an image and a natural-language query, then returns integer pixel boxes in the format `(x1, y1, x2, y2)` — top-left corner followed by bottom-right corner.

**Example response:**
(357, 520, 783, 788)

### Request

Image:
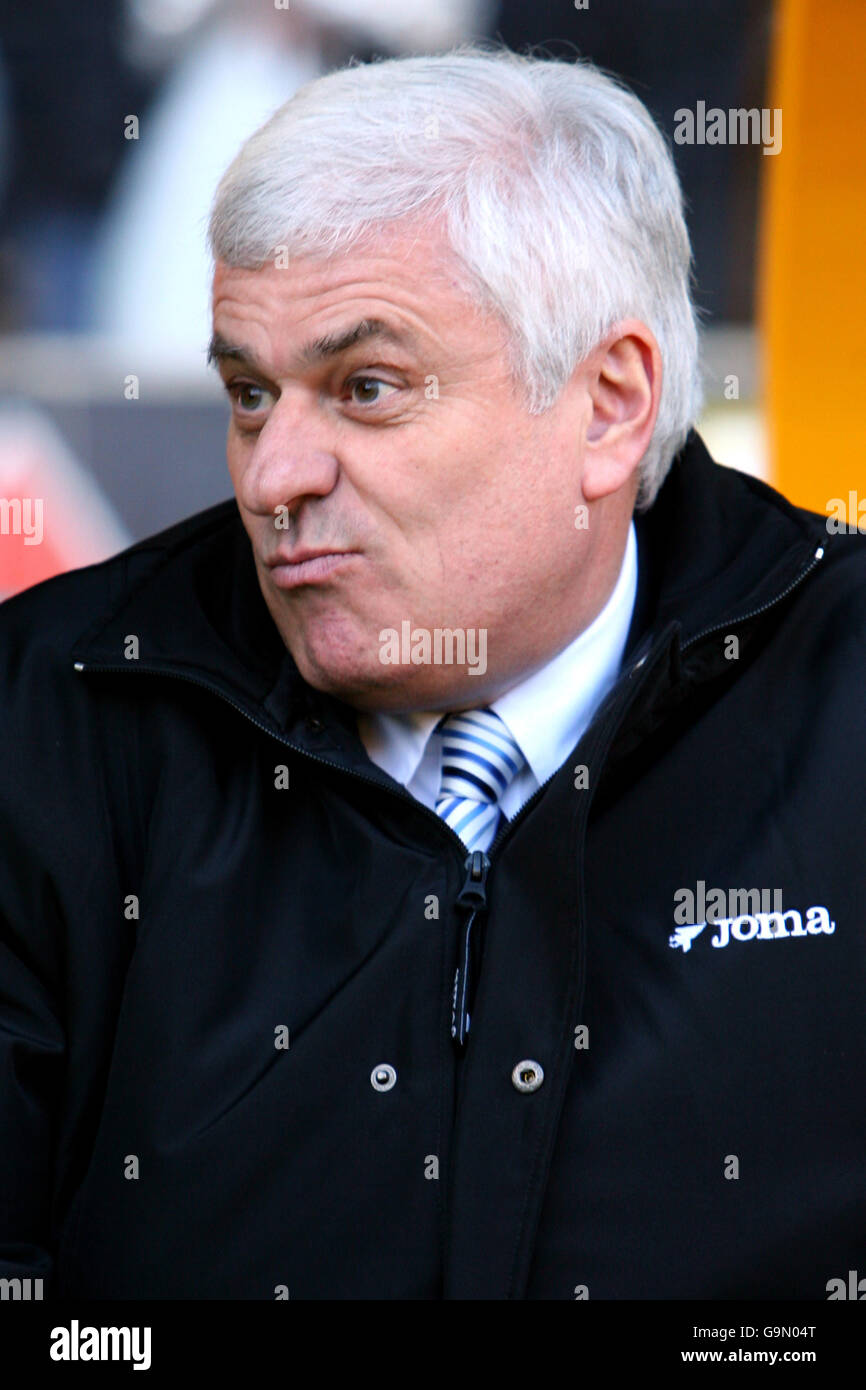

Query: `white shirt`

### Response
(356, 521, 638, 819)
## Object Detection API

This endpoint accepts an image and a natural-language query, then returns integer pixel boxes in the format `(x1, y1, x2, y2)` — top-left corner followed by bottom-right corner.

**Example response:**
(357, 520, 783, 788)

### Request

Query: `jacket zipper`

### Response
(679, 542, 826, 653)
(450, 850, 489, 1046)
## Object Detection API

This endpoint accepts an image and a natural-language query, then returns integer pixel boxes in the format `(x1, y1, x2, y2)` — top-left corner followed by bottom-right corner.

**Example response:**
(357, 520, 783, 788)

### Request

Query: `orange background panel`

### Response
(759, 0, 866, 520)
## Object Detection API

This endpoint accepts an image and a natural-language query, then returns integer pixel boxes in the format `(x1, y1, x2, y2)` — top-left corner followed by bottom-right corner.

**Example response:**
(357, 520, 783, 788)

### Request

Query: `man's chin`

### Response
(267, 611, 495, 712)
(294, 654, 500, 714)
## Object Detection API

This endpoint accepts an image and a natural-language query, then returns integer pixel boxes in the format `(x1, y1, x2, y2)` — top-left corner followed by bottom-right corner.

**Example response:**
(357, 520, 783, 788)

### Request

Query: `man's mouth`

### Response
(265, 550, 361, 589)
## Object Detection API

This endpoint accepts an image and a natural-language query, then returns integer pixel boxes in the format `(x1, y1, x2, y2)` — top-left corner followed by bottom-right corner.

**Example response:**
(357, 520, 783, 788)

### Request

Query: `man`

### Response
(0, 46, 863, 1301)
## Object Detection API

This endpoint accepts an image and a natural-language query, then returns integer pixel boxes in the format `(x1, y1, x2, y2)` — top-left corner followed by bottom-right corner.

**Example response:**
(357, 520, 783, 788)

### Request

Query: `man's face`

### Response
(210, 220, 625, 712)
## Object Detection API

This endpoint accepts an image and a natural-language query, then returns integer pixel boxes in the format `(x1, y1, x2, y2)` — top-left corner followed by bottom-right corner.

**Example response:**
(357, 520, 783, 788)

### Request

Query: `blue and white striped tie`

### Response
(435, 708, 525, 853)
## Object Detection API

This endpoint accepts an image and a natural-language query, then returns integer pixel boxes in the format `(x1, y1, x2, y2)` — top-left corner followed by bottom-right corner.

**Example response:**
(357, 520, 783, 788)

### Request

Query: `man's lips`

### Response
(266, 548, 352, 567)
(265, 548, 361, 589)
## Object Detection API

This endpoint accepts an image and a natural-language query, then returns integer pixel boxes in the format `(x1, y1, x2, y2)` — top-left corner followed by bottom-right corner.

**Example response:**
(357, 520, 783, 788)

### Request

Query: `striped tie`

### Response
(435, 708, 525, 853)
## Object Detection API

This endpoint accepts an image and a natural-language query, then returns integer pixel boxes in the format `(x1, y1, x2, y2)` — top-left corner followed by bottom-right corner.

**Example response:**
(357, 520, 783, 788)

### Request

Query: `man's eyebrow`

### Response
(206, 319, 417, 376)
(298, 318, 417, 365)
(206, 333, 267, 375)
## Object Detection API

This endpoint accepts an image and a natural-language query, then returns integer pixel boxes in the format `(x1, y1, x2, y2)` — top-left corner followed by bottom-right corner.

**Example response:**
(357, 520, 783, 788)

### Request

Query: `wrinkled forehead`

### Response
(208, 224, 504, 377)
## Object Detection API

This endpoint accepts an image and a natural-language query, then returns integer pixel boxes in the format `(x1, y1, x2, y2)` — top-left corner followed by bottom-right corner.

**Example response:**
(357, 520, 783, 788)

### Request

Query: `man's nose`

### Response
(236, 391, 340, 517)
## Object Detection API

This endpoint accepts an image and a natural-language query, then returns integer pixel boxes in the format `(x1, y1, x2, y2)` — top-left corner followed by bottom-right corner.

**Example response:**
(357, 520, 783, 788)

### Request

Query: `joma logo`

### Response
(670, 907, 835, 952)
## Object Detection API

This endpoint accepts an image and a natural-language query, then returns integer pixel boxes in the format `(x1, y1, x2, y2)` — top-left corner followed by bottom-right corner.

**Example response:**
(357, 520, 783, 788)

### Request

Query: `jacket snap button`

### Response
(512, 1059, 544, 1093)
(371, 1064, 397, 1092)
(306, 716, 324, 734)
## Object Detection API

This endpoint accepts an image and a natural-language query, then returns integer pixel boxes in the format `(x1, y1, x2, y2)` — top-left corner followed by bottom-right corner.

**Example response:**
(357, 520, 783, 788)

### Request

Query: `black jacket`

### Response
(1, 431, 864, 1300)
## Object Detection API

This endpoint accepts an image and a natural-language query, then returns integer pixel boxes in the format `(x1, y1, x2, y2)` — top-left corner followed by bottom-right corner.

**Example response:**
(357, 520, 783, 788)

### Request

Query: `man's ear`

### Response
(581, 320, 662, 502)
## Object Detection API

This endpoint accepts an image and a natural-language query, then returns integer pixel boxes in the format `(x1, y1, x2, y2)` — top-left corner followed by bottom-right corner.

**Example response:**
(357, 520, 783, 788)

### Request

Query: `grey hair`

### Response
(208, 44, 703, 510)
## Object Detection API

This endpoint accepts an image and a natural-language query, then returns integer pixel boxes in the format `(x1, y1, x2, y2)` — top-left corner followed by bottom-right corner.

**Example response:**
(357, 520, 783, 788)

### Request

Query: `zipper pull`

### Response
(451, 851, 491, 1047)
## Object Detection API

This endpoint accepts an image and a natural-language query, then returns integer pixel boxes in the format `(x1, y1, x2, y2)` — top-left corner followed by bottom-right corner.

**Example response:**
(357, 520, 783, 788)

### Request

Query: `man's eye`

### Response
(227, 382, 272, 413)
(347, 377, 399, 407)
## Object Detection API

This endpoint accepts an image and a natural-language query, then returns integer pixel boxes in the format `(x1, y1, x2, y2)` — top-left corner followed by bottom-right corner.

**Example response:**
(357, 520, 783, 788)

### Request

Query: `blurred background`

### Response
(0, 0, 862, 597)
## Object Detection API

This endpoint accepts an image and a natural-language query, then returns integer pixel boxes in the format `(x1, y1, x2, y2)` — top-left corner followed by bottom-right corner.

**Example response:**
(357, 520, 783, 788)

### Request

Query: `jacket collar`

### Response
(626, 430, 826, 659)
(69, 430, 828, 728)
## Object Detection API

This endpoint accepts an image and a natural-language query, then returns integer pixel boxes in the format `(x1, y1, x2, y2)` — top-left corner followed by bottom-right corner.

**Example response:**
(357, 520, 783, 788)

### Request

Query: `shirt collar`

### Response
(489, 519, 637, 786)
